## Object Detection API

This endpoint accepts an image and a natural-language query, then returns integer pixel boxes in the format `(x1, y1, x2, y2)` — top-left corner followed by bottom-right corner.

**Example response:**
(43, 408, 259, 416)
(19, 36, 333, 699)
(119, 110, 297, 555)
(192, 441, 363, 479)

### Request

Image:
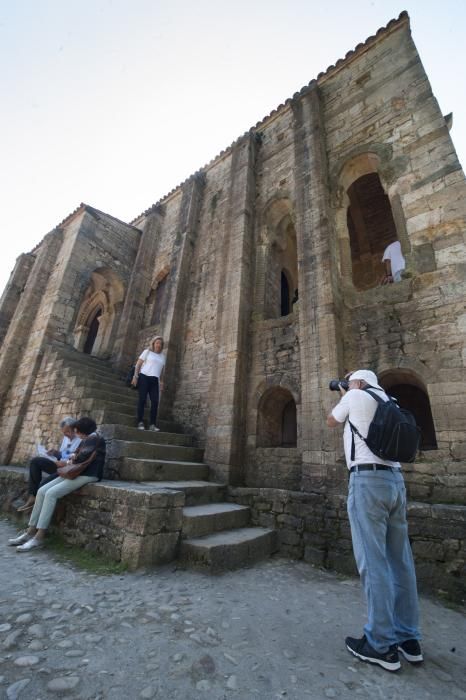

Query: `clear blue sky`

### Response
(1, 0, 465, 295)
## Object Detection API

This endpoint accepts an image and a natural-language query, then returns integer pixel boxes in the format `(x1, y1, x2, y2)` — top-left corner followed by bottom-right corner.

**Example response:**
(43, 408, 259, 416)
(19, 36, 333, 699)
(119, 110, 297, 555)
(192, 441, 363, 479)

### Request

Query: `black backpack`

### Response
(349, 388, 421, 463)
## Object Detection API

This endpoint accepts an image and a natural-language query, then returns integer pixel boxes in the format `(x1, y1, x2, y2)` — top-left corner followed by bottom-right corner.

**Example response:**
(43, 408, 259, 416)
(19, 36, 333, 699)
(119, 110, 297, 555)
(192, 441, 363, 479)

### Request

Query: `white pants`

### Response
(29, 475, 98, 530)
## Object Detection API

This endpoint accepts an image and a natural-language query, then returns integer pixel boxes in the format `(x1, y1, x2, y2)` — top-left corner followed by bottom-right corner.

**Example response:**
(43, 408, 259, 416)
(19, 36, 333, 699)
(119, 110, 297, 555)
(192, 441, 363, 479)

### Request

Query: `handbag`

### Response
(57, 450, 97, 480)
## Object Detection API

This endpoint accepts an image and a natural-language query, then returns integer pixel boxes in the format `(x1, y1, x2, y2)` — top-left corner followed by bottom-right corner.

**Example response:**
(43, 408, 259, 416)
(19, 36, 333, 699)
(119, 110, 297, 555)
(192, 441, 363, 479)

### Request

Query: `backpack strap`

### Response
(348, 387, 386, 460)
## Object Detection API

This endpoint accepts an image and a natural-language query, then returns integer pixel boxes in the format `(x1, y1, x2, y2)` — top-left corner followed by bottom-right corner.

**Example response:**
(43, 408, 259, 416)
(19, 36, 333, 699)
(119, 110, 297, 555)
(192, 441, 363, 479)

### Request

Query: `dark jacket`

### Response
(74, 433, 106, 481)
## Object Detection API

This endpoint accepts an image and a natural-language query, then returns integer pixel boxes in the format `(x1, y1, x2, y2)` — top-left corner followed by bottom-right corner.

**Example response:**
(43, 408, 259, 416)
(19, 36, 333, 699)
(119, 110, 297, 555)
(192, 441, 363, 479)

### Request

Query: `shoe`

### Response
(17, 502, 34, 513)
(137, 422, 145, 430)
(149, 425, 160, 432)
(345, 635, 401, 672)
(398, 639, 423, 663)
(8, 531, 31, 546)
(16, 538, 44, 552)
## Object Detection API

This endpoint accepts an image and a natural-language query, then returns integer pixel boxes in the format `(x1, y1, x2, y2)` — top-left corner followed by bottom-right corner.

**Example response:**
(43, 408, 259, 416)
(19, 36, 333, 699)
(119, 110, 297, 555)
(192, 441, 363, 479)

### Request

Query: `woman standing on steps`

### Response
(132, 335, 165, 432)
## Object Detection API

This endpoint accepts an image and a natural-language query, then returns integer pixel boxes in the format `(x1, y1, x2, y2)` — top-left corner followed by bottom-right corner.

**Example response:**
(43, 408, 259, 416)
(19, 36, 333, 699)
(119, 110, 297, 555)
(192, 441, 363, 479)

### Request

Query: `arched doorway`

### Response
(257, 386, 298, 447)
(73, 268, 125, 357)
(83, 308, 102, 355)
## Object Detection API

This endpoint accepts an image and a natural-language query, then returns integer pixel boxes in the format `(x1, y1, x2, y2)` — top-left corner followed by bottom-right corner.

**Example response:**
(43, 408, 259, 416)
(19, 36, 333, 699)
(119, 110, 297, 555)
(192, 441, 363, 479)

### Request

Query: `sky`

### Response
(1, 0, 465, 296)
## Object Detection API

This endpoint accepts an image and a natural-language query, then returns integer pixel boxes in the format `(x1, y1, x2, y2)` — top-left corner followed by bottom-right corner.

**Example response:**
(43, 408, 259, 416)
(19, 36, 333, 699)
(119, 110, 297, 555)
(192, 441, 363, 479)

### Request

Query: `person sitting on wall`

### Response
(17, 417, 82, 513)
(8, 417, 106, 552)
(380, 240, 405, 285)
(131, 335, 165, 431)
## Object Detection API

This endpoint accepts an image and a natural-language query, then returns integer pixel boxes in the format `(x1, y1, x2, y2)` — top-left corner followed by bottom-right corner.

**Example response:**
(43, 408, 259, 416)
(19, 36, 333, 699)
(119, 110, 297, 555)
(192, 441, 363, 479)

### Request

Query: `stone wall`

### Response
(0, 207, 140, 463)
(228, 485, 466, 603)
(0, 467, 184, 570)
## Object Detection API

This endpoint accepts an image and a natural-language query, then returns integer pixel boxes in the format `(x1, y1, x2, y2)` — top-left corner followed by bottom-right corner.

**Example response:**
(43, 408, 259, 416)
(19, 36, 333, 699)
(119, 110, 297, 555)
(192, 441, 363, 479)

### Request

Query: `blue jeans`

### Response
(347, 469, 420, 653)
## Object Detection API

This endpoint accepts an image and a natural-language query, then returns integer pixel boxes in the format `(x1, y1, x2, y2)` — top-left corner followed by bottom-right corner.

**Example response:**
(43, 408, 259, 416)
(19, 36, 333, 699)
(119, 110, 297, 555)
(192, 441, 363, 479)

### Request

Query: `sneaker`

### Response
(16, 538, 44, 552)
(398, 639, 423, 663)
(345, 635, 401, 672)
(149, 425, 160, 432)
(137, 422, 145, 430)
(8, 531, 31, 546)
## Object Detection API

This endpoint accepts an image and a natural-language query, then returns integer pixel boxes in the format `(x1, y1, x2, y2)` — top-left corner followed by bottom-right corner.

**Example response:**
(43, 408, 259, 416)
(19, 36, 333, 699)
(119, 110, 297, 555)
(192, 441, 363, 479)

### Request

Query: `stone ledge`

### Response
(0, 466, 184, 570)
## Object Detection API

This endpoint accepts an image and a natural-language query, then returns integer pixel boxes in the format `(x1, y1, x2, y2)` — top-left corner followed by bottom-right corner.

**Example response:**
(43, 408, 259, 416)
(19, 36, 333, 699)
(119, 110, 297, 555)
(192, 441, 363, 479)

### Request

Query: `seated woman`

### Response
(8, 417, 106, 552)
(17, 416, 82, 512)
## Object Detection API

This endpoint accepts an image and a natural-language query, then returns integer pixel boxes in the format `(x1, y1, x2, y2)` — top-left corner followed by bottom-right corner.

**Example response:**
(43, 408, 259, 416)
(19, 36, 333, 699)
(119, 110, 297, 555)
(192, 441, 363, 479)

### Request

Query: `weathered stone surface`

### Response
(0, 12, 465, 595)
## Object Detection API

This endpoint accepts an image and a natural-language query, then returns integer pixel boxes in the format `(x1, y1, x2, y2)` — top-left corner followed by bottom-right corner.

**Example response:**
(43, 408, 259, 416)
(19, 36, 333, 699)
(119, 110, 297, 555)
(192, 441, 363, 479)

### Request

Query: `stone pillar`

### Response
(291, 86, 343, 492)
(160, 173, 206, 419)
(111, 210, 163, 371)
(204, 133, 257, 485)
(0, 253, 36, 346)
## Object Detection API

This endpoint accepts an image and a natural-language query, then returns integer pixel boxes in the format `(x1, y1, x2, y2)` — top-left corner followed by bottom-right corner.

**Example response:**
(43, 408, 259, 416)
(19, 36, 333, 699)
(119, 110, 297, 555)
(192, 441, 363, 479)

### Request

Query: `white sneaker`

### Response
(16, 538, 44, 552)
(8, 531, 30, 546)
(149, 425, 160, 432)
(137, 422, 145, 430)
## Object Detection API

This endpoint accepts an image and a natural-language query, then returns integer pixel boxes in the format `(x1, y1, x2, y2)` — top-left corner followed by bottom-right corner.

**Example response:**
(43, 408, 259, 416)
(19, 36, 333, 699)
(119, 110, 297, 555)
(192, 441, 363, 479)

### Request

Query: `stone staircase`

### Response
(42, 349, 278, 570)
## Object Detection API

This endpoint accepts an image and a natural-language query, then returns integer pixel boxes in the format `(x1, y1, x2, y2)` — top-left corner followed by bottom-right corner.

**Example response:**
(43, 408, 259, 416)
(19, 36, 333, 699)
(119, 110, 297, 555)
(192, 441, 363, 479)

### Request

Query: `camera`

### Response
(329, 379, 349, 392)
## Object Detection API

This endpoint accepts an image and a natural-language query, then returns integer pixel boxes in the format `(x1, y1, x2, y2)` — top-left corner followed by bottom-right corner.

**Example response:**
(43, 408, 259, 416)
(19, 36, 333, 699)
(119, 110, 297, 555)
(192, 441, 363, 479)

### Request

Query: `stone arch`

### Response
(256, 197, 298, 319)
(378, 368, 438, 451)
(73, 267, 125, 357)
(334, 152, 410, 291)
(257, 385, 298, 448)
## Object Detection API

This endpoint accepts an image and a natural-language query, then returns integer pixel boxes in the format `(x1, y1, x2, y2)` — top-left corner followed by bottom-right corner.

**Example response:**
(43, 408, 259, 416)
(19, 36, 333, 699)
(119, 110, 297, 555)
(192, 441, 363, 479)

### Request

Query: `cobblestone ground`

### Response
(0, 519, 465, 700)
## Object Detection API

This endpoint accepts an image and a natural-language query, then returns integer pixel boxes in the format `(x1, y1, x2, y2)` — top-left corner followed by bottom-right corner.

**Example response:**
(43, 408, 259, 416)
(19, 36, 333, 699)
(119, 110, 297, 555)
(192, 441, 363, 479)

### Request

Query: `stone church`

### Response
(0, 13, 465, 597)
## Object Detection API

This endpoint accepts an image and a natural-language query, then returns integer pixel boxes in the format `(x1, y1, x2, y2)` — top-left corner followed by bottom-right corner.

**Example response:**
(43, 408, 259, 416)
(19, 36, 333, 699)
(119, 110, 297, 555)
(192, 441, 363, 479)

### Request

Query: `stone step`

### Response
(109, 439, 203, 462)
(117, 458, 209, 482)
(100, 424, 193, 446)
(73, 381, 137, 401)
(179, 527, 278, 572)
(61, 358, 123, 380)
(140, 480, 226, 506)
(96, 410, 183, 433)
(182, 502, 250, 538)
(80, 399, 136, 417)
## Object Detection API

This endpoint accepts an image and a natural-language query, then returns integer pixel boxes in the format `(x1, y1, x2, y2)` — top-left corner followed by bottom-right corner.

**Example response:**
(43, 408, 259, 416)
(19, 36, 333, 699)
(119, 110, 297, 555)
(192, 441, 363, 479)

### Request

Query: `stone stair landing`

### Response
(2, 346, 278, 572)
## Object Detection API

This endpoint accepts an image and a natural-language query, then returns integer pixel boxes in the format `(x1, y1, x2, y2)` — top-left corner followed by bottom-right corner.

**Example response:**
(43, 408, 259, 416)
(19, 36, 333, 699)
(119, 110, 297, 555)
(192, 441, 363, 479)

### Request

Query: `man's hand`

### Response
(56, 460, 66, 468)
(131, 375, 138, 387)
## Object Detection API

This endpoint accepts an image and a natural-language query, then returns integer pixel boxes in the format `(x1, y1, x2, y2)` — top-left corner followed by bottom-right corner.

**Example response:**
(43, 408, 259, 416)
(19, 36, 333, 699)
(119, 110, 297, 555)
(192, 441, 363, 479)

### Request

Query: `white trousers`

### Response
(29, 475, 98, 530)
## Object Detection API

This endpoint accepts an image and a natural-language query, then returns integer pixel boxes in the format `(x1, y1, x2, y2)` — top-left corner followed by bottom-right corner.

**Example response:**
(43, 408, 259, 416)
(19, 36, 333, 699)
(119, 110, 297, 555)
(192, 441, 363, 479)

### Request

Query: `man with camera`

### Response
(327, 369, 422, 672)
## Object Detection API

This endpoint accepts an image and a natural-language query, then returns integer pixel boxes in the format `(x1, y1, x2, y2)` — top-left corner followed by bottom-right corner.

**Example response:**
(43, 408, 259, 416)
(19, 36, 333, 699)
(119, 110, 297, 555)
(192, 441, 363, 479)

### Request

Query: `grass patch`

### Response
(46, 530, 128, 575)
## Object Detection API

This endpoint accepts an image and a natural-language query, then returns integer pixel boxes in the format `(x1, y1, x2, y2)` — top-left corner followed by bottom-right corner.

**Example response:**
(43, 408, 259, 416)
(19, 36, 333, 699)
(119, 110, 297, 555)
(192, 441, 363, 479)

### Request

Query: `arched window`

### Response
(380, 371, 437, 451)
(257, 387, 297, 447)
(261, 199, 298, 319)
(281, 270, 291, 317)
(347, 172, 399, 290)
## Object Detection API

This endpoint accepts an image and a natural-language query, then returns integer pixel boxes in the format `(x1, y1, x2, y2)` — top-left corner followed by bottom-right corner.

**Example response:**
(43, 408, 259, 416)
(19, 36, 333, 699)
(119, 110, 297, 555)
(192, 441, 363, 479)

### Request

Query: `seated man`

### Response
(17, 417, 81, 512)
(381, 240, 405, 284)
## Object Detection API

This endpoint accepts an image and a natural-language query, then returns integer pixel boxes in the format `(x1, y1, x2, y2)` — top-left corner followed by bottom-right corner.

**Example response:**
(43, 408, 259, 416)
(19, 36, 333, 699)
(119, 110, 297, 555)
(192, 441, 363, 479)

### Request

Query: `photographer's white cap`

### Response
(349, 369, 384, 391)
